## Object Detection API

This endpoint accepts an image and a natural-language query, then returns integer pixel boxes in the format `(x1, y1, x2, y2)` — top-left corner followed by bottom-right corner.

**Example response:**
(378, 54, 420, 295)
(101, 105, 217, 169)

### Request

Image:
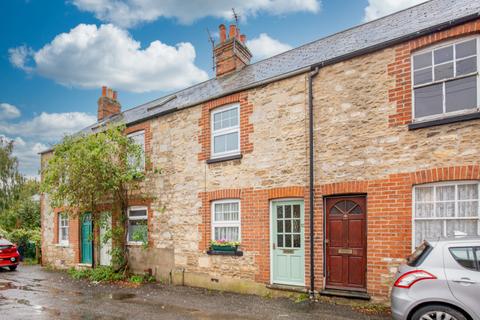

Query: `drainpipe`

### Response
(308, 66, 320, 299)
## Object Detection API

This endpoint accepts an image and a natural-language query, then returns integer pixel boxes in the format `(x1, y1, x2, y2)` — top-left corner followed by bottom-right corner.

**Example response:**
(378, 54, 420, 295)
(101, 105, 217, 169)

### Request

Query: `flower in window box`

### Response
(210, 240, 240, 252)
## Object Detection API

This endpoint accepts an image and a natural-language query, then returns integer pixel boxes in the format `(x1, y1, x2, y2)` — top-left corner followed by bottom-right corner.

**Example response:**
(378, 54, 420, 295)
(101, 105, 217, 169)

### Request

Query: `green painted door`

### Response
(272, 200, 305, 286)
(81, 213, 93, 264)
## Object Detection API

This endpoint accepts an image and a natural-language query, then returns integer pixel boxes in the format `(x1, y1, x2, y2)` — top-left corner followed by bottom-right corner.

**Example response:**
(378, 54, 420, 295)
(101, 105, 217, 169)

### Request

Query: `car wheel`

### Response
(8, 266, 17, 271)
(411, 304, 467, 320)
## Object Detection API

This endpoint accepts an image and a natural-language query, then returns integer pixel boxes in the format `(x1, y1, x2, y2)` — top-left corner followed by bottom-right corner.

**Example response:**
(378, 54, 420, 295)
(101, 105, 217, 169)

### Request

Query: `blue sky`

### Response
(0, 0, 425, 177)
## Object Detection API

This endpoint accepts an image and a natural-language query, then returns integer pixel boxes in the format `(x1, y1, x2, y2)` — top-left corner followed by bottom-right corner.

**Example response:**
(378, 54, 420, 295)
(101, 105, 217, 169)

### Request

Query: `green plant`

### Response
(41, 124, 159, 272)
(22, 258, 39, 265)
(129, 275, 143, 284)
(67, 266, 126, 282)
(210, 240, 240, 247)
(129, 273, 155, 284)
(294, 293, 310, 303)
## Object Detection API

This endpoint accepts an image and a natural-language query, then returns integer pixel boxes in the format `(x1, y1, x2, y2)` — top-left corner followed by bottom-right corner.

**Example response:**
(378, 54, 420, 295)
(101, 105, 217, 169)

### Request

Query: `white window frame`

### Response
(211, 199, 241, 242)
(210, 104, 241, 159)
(411, 35, 480, 122)
(127, 130, 145, 170)
(127, 206, 148, 246)
(58, 213, 69, 246)
(412, 181, 480, 250)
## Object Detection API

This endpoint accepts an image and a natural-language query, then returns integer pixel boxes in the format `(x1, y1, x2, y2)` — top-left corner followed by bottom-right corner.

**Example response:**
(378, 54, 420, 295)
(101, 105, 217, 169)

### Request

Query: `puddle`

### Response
(109, 292, 136, 300)
(16, 298, 31, 306)
(0, 281, 38, 292)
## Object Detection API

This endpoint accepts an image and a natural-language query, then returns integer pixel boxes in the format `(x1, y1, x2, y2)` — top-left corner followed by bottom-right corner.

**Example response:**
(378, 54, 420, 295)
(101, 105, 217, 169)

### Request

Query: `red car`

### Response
(0, 238, 20, 271)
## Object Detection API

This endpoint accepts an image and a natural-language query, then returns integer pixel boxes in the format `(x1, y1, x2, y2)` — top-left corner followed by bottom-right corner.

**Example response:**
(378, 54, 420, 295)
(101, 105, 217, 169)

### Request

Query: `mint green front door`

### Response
(271, 200, 305, 286)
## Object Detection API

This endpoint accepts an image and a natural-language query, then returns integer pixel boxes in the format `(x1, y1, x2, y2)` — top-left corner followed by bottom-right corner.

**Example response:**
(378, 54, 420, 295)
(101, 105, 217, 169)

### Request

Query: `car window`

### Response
(407, 241, 432, 267)
(449, 247, 479, 271)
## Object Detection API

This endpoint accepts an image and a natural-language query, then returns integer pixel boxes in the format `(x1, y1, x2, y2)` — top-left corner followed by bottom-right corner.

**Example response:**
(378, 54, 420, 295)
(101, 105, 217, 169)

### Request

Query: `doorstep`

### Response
(76, 263, 93, 269)
(266, 283, 308, 293)
(320, 288, 371, 300)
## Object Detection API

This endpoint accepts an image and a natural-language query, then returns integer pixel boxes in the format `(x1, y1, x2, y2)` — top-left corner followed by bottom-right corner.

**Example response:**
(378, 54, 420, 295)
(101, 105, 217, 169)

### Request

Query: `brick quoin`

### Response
(388, 18, 480, 127)
(198, 93, 254, 161)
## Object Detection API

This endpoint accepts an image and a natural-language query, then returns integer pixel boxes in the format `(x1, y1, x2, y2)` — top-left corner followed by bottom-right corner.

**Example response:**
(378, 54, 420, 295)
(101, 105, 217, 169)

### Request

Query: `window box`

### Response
(207, 250, 243, 256)
(210, 244, 239, 252)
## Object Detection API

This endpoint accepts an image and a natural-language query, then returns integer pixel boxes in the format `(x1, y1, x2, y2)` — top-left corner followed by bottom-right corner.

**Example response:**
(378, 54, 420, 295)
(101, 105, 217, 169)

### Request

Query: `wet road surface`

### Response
(0, 265, 390, 319)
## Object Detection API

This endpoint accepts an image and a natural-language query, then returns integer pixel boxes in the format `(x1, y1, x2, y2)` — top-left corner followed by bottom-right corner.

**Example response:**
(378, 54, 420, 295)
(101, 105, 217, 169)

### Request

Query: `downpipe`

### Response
(308, 66, 320, 299)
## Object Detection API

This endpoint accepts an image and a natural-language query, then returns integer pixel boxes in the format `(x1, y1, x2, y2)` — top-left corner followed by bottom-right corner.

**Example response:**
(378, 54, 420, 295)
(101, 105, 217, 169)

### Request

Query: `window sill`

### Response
(207, 250, 243, 256)
(56, 243, 69, 248)
(206, 154, 242, 164)
(409, 112, 480, 130)
(127, 242, 144, 246)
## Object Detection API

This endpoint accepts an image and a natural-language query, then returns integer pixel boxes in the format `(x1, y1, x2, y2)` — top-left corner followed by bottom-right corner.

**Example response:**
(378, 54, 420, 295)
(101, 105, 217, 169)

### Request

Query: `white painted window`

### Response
(412, 36, 479, 121)
(127, 206, 148, 245)
(127, 130, 145, 170)
(58, 213, 69, 245)
(211, 104, 240, 158)
(413, 181, 480, 247)
(211, 200, 241, 242)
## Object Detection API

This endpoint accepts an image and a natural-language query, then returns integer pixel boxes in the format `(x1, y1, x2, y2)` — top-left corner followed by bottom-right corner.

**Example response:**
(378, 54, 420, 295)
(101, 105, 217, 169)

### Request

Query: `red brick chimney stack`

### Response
(214, 22, 252, 77)
(97, 86, 121, 121)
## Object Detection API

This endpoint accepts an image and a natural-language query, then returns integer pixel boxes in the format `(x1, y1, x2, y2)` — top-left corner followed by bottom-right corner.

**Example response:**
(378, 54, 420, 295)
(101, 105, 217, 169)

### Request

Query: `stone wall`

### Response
(311, 32, 480, 297)
(40, 19, 480, 300)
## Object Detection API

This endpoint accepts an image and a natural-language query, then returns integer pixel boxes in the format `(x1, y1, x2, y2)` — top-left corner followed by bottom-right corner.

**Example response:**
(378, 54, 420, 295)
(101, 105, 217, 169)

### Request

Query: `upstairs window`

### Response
(211, 104, 240, 158)
(412, 37, 479, 121)
(127, 130, 145, 170)
(58, 213, 69, 245)
(413, 182, 480, 247)
(211, 200, 241, 242)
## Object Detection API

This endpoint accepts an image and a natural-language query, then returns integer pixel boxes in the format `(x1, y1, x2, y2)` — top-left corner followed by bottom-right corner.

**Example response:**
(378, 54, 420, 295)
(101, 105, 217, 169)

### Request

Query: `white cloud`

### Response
(246, 33, 292, 61)
(364, 0, 427, 22)
(9, 24, 208, 93)
(0, 111, 96, 177)
(0, 112, 96, 140)
(72, 0, 321, 28)
(0, 103, 21, 120)
(8, 45, 33, 72)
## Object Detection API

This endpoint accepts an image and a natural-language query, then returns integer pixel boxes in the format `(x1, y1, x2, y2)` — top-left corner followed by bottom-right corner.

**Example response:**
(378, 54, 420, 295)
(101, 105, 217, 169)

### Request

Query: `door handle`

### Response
(453, 278, 476, 285)
(272, 243, 276, 250)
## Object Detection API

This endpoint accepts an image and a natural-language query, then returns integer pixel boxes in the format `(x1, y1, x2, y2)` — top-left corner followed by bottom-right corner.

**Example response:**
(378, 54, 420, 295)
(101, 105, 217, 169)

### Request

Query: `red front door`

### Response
(325, 196, 367, 291)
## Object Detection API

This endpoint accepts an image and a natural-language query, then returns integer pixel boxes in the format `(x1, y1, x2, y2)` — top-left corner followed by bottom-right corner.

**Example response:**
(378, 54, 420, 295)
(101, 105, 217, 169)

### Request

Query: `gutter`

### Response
(308, 66, 320, 298)
(309, 13, 480, 70)
(40, 12, 479, 155)
(131, 12, 480, 129)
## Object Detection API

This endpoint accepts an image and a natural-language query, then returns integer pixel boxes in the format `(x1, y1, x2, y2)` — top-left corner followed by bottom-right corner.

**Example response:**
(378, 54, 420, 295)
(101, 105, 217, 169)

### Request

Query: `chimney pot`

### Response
(219, 24, 226, 43)
(98, 87, 121, 121)
(236, 28, 241, 41)
(240, 34, 246, 43)
(229, 24, 236, 39)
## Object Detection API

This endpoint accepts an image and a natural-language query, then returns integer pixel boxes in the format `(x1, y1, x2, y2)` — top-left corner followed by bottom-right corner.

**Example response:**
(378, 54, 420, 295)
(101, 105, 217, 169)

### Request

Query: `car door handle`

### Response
(452, 278, 476, 284)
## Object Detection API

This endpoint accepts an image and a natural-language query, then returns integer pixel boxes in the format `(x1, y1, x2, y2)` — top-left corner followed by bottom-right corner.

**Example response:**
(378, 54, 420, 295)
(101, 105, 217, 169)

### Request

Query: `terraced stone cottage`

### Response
(40, 0, 480, 301)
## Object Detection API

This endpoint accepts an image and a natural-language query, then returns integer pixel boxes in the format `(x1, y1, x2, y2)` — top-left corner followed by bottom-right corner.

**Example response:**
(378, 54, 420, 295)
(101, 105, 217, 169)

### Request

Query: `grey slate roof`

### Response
(79, 0, 480, 134)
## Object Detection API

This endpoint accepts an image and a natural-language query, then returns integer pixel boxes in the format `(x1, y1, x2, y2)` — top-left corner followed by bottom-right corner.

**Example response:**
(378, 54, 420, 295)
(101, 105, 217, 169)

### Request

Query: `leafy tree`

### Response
(0, 137, 24, 211)
(0, 180, 40, 231)
(41, 125, 151, 271)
